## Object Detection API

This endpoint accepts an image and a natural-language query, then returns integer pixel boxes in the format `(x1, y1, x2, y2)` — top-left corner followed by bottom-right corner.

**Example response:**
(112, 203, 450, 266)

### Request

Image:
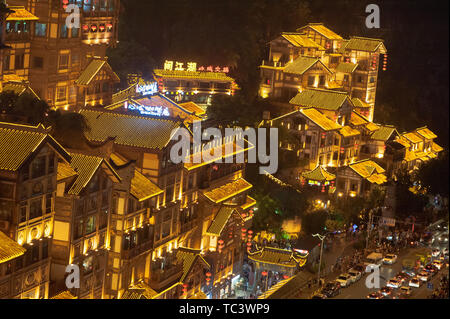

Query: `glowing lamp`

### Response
(261, 271, 268, 276)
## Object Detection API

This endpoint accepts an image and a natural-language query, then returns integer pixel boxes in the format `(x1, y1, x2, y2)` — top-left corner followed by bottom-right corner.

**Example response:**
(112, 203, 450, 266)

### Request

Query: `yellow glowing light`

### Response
(338, 192, 343, 197)
(376, 153, 384, 159)
(164, 60, 174, 71)
(193, 90, 199, 94)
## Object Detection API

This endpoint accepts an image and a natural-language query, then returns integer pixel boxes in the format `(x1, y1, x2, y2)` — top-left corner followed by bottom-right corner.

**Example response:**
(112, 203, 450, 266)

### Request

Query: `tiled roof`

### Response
(349, 159, 387, 185)
(50, 291, 77, 299)
(340, 125, 360, 137)
(154, 69, 233, 82)
(121, 281, 158, 299)
(402, 132, 423, 144)
(297, 23, 343, 40)
(57, 161, 78, 181)
(336, 62, 358, 73)
(431, 142, 443, 153)
(66, 153, 120, 195)
(416, 127, 437, 140)
(76, 59, 120, 86)
(176, 247, 210, 282)
(6, 6, 38, 21)
(395, 136, 411, 148)
(0, 231, 26, 264)
(248, 246, 307, 268)
(203, 178, 253, 204)
(365, 122, 381, 132)
(351, 98, 371, 108)
(301, 165, 336, 181)
(284, 56, 329, 75)
(344, 36, 387, 53)
(206, 206, 239, 236)
(80, 109, 182, 150)
(370, 125, 397, 141)
(300, 108, 342, 131)
(241, 195, 257, 210)
(2, 82, 40, 99)
(260, 271, 310, 299)
(178, 102, 206, 116)
(349, 111, 369, 126)
(280, 33, 325, 49)
(290, 88, 350, 111)
(0, 122, 70, 171)
(130, 170, 163, 201)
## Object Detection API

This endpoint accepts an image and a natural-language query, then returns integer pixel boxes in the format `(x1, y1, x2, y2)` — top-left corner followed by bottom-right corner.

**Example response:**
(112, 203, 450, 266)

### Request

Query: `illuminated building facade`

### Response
(3, 0, 120, 109)
(259, 23, 387, 122)
(0, 121, 72, 299)
(153, 61, 236, 107)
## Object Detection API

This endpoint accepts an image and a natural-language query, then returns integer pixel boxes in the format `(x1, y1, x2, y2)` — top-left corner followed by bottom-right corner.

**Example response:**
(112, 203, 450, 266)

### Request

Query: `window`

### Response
(71, 27, 79, 38)
(72, 53, 79, 66)
(319, 75, 325, 86)
(343, 74, 349, 83)
(307, 76, 315, 86)
(30, 198, 43, 219)
(306, 135, 312, 144)
(85, 215, 96, 235)
(56, 87, 67, 102)
(35, 23, 47, 37)
(45, 194, 52, 214)
(0, 182, 13, 198)
(19, 202, 27, 223)
(75, 219, 83, 239)
(32, 156, 46, 179)
(48, 155, 55, 174)
(102, 82, 110, 93)
(3, 55, 10, 71)
(60, 24, 68, 38)
(33, 56, 44, 69)
(58, 54, 69, 70)
(14, 53, 25, 69)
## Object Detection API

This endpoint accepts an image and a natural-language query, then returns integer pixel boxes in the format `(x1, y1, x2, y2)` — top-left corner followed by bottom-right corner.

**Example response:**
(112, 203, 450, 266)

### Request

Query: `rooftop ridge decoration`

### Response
(302, 165, 336, 182)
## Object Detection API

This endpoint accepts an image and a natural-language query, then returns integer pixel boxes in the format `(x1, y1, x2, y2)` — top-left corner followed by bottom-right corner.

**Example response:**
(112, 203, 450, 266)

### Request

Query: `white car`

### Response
(336, 274, 352, 287)
(409, 277, 421, 288)
(432, 249, 441, 258)
(383, 254, 398, 265)
(432, 260, 444, 270)
(417, 271, 431, 282)
(348, 270, 362, 283)
(386, 278, 401, 288)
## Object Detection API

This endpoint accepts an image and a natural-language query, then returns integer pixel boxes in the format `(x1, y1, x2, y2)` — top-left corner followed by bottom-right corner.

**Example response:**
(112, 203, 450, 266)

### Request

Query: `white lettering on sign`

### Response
(125, 102, 170, 117)
(136, 82, 158, 96)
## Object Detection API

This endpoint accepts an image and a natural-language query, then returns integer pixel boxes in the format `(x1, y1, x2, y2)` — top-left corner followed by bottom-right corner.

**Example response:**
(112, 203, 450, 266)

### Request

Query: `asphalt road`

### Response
(332, 242, 448, 299)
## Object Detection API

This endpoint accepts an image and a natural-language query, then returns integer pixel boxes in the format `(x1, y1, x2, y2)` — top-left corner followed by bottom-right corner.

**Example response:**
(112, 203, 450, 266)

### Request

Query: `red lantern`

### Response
(246, 242, 252, 247)
(248, 230, 253, 235)
(218, 239, 224, 245)
(241, 228, 247, 233)
(283, 275, 289, 279)
(261, 271, 268, 276)
(206, 272, 212, 277)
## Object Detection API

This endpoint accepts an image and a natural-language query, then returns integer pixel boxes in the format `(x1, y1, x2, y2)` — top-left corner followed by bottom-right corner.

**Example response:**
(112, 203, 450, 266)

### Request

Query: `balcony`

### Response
(121, 239, 153, 260)
(150, 264, 183, 291)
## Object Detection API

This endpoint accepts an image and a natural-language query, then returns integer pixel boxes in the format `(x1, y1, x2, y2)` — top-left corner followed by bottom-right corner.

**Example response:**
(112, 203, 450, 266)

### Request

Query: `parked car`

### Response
(438, 233, 448, 244)
(320, 282, 341, 298)
(386, 278, 401, 288)
(311, 293, 327, 299)
(336, 274, 353, 287)
(383, 254, 398, 265)
(409, 277, 422, 288)
(424, 264, 438, 276)
(396, 272, 410, 283)
(403, 269, 416, 277)
(348, 269, 362, 283)
(350, 264, 366, 274)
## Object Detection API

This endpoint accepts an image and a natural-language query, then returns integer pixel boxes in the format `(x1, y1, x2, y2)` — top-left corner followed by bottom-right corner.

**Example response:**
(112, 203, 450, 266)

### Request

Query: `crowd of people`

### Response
(429, 274, 449, 299)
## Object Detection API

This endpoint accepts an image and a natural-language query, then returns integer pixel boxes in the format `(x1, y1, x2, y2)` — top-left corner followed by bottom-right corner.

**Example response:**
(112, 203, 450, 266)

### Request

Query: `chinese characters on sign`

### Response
(125, 101, 171, 117)
(164, 60, 229, 73)
(136, 81, 158, 96)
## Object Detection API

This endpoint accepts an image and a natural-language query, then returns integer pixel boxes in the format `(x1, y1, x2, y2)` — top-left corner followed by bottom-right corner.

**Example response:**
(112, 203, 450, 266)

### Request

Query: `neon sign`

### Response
(163, 60, 229, 73)
(125, 102, 170, 117)
(136, 82, 158, 96)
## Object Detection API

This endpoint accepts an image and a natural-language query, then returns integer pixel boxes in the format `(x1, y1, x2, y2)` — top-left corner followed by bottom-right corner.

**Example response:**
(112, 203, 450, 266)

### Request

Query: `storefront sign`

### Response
(125, 102, 170, 117)
(136, 81, 158, 96)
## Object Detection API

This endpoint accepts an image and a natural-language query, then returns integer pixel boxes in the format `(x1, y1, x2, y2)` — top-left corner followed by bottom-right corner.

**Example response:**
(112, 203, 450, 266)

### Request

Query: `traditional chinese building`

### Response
(154, 61, 236, 106)
(0, 121, 72, 299)
(259, 23, 387, 122)
(3, 0, 120, 109)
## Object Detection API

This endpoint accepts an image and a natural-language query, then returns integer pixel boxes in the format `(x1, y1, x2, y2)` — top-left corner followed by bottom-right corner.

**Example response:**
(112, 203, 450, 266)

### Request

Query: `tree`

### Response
(394, 168, 428, 219)
(0, 91, 50, 125)
(301, 209, 328, 235)
(416, 153, 449, 197)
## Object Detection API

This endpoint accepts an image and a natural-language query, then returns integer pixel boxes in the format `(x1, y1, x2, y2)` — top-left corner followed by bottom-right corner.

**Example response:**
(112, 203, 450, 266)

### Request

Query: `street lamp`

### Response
(312, 233, 326, 286)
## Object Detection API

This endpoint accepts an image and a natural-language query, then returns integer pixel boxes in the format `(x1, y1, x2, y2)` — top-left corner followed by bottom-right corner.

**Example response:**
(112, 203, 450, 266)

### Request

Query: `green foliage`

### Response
(416, 153, 449, 197)
(48, 110, 90, 149)
(394, 168, 428, 219)
(0, 91, 50, 125)
(301, 209, 328, 235)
